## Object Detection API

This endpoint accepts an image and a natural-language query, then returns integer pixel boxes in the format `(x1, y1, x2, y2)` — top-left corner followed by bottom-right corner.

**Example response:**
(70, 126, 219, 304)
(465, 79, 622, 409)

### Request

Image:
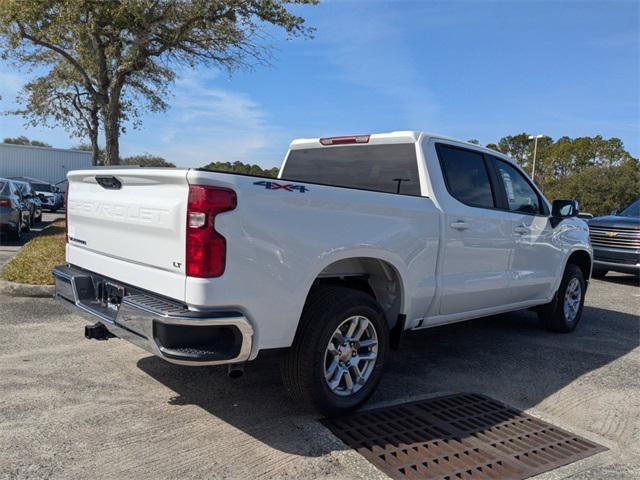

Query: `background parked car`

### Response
(0, 178, 31, 241)
(12, 179, 42, 225)
(577, 212, 594, 220)
(588, 198, 640, 278)
(11, 177, 64, 212)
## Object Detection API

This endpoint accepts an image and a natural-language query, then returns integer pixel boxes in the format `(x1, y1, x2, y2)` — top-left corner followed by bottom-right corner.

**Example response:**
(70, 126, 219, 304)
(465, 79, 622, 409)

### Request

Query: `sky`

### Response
(0, 0, 638, 168)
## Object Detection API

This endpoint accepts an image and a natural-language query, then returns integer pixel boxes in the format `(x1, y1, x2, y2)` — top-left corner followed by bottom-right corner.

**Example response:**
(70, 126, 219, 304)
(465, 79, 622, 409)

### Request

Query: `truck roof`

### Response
(289, 131, 508, 159)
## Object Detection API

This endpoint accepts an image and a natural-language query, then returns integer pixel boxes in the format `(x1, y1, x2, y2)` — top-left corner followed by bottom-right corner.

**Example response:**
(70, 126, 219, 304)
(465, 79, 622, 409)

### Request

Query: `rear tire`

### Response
(537, 264, 586, 333)
(591, 268, 608, 279)
(8, 220, 22, 241)
(280, 286, 389, 416)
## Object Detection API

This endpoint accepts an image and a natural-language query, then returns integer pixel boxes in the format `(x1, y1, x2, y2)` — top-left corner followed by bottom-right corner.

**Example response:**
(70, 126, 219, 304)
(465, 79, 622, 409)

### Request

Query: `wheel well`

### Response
(308, 258, 403, 328)
(567, 250, 592, 281)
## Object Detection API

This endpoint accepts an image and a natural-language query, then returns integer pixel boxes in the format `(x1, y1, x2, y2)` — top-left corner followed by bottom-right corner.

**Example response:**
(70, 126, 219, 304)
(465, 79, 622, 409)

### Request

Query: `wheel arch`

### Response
(566, 249, 592, 282)
(304, 255, 406, 330)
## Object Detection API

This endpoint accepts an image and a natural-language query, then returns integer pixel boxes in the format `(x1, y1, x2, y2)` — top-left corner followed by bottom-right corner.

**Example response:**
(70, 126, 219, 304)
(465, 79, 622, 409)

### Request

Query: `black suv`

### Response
(588, 198, 640, 278)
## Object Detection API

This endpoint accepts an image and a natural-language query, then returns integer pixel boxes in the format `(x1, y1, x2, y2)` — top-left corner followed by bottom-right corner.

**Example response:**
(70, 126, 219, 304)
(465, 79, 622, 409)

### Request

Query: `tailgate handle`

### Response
(96, 176, 122, 190)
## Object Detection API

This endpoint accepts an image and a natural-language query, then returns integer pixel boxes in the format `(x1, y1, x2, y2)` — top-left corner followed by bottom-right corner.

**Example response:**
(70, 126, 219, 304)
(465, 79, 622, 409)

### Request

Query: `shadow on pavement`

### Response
(595, 273, 639, 287)
(137, 303, 639, 457)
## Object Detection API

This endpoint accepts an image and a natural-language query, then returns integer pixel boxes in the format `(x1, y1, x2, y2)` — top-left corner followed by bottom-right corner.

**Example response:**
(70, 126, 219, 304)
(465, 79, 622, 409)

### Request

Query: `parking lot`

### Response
(0, 270, 638, 479)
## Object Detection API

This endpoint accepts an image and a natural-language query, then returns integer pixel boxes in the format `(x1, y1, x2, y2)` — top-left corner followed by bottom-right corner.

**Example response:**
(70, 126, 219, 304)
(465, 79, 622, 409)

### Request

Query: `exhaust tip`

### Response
(227, 364, 245, 379)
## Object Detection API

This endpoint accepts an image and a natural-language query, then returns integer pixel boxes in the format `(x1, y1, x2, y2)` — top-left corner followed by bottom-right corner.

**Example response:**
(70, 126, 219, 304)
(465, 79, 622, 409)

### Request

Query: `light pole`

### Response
(528, 134, 543, 182)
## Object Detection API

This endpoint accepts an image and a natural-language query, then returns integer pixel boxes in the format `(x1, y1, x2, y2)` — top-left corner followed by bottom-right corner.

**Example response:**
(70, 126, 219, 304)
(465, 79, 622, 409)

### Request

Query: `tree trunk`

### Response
(103, 109, 120, 166)
(89, 106, 100, 166)
(102, 83, 123, 166)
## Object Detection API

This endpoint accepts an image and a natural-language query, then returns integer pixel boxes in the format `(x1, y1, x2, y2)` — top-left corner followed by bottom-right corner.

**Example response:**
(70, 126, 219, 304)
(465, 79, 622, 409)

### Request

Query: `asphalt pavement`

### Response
(0, 264, 638, 479)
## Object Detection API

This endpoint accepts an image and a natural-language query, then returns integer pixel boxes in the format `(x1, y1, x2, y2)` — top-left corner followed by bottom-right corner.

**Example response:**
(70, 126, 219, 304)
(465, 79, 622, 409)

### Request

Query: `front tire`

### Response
(280, 286, 389, 416)
(538, 264, 586, 333)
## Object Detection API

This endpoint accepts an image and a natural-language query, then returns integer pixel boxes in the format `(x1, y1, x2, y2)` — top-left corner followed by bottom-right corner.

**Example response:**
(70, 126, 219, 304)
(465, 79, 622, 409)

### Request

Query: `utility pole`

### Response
(528, 134, 543, 182)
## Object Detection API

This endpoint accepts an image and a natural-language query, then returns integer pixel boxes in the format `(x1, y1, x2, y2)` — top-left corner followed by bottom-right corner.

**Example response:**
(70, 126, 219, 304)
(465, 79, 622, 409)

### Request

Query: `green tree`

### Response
(3, 135, 51, 147)
(544, 158, 640, 216)
(75, 143, 105, 165)
(0, 0, 317, 165)
(492, 133, 553, 174)
(121, 154, 175, 168)
(202, 160, 279, 178)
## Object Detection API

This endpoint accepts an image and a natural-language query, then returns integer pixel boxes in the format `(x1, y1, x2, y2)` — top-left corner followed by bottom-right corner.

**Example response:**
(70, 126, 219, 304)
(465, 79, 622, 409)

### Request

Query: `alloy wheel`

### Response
(323, 315, 379, 397)
(563, 277, 582, 322)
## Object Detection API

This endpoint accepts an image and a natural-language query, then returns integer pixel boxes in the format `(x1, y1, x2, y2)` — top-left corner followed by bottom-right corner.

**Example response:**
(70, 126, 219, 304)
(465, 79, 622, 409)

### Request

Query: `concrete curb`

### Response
(0, 279, 54, 298)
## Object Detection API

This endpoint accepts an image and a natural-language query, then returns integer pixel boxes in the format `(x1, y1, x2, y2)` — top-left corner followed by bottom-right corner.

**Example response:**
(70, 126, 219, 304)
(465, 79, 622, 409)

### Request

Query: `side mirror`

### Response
(551, 199, 579, 227)
(610, 209, 618, 216)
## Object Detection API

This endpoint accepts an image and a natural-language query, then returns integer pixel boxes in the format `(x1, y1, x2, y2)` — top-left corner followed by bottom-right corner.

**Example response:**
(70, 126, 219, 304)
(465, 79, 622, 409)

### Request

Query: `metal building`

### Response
(0, 143, 92, 191)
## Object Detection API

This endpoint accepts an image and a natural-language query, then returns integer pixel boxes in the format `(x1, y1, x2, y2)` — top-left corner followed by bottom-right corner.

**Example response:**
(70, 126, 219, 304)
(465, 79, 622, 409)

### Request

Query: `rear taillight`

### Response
(65, 185, 69, 242)
(0, 199, 10, 208)
(186, 185, 237, 278)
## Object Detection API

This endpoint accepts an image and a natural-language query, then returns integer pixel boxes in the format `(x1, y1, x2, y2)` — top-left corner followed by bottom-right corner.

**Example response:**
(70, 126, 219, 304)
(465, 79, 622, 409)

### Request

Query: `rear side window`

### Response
(436, 145, 494, 208)
(282, 144, 421, 196)
(33, 183, 51, 192)
(494, 159, 543, 215)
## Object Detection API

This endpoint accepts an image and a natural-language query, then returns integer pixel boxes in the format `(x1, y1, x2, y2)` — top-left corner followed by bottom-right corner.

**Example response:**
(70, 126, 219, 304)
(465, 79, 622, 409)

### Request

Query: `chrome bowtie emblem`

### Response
(606, 231, 617, 237)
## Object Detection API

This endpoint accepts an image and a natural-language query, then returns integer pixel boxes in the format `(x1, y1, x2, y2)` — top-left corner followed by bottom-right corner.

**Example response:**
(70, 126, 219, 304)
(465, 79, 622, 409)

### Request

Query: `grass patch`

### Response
(2, 220, 66, 285)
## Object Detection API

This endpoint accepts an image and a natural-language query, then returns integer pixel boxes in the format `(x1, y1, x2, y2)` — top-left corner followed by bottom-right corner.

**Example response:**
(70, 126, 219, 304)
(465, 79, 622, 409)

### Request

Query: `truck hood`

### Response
(588, 215, 640, 230)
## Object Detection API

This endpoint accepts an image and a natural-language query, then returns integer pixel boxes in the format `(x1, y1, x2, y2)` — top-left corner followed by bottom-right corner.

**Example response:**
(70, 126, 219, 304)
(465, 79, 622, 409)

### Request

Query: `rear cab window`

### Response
(435, 144, 495, 208)
(281, 144, 421, 196)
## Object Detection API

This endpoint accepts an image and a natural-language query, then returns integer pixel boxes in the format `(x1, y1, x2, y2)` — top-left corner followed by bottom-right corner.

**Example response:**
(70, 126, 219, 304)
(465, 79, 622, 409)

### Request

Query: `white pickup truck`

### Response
(54, 131, 592, 415)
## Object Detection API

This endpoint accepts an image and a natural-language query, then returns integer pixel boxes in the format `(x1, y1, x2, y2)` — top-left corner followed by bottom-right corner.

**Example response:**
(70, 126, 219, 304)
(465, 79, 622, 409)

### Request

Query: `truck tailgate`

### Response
(66, 169, 189, 301)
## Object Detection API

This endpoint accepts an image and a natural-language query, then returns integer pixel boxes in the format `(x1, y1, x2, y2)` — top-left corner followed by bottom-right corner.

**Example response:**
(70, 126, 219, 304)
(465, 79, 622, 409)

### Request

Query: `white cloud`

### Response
(121, 72, 286, 168)
(0, 71, 24, 98)
(0, 65, 286, 167)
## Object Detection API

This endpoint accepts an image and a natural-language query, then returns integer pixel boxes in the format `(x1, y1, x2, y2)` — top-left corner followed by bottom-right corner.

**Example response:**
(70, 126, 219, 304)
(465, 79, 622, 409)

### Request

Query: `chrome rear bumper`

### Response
(53, 264, 253, 366)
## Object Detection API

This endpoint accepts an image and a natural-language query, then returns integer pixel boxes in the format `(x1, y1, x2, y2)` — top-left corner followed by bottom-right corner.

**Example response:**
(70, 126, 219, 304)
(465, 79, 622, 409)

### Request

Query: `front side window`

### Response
(494, 159, 543, 215)
(436, 144, 494, 208)
(282, 144, 421, 196)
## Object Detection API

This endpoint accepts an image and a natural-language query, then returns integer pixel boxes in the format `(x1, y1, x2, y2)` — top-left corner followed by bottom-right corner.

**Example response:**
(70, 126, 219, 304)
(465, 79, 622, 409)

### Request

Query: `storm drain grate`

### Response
(322, 393, 606, 480)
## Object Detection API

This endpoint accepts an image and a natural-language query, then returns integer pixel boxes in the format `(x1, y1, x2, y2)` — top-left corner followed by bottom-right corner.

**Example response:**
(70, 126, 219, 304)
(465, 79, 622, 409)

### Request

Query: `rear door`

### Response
(66, 169, 190, 300)
(434, 144, 514, 316)
(489, 157, 558, 302)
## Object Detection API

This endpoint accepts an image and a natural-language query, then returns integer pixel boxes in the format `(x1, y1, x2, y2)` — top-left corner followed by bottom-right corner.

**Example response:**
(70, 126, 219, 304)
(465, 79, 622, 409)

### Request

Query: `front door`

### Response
(491, 157, 559, 302)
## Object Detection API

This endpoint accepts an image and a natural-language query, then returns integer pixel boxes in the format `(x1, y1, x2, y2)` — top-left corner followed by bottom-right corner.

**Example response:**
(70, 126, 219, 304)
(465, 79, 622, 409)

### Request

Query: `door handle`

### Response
(450, 221, 470, 231)
(514, 225, 529, 235)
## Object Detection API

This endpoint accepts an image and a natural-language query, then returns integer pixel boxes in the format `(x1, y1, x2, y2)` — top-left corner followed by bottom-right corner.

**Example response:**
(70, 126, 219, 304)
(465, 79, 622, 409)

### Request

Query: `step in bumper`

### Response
(53, 264, 253, 366)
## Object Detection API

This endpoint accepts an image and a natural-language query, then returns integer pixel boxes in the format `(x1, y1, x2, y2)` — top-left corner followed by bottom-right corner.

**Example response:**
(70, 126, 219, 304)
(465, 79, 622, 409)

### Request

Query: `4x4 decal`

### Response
(254, 181, 308, 193)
